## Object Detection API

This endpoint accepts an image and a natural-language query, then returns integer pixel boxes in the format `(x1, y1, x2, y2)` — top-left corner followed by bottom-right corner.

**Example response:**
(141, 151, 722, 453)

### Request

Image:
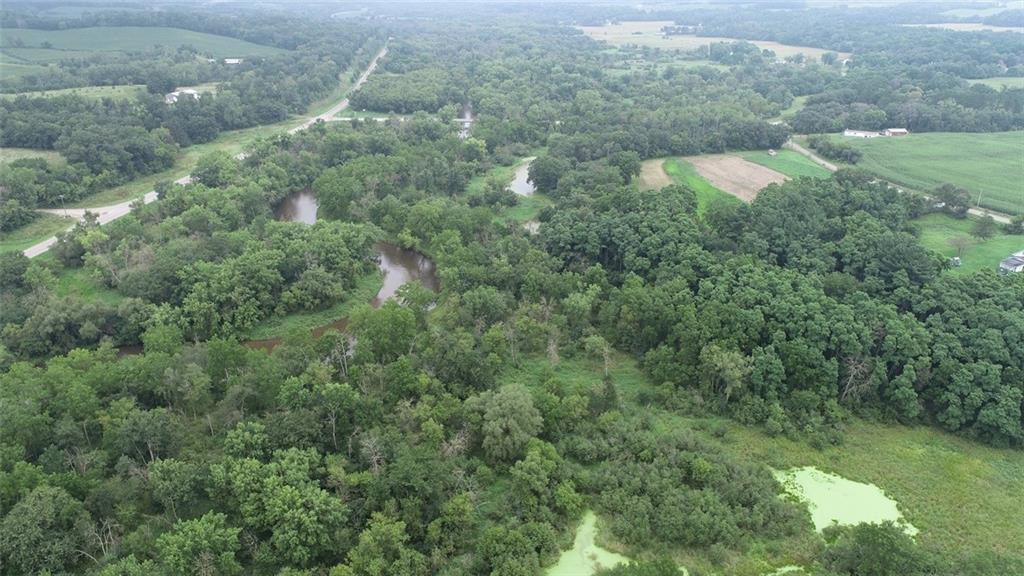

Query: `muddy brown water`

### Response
(122, 191, 438, 355)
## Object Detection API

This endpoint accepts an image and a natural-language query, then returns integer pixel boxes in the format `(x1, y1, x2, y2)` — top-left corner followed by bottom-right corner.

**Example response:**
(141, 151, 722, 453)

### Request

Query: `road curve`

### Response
(23, 42, 390, 259)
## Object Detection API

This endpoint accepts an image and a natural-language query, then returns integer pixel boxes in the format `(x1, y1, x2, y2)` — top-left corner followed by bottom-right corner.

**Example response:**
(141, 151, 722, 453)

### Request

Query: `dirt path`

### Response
(687, 154, 788, 202)
(23, 42, 390, 258)
(785, 140, 838, 172)
(638, 159, 672, 190)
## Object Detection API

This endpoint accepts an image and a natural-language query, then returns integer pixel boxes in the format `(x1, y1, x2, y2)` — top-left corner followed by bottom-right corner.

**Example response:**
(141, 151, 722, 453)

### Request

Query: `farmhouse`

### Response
(164, 89, 200, 104)
(224, 58, 244, 64)
(884, 128, 909, 136)
(999, 250, 1024, 274)
(843, 129, 881, 138)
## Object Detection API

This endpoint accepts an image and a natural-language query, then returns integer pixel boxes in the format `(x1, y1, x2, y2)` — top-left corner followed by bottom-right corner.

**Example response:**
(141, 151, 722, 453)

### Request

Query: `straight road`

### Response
(23, 42, 390, 258)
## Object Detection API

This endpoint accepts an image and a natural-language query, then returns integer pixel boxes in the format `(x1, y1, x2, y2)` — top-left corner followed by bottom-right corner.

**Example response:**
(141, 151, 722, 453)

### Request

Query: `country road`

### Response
(22, 42, 390, 259)
(785, 138, 1013, 224)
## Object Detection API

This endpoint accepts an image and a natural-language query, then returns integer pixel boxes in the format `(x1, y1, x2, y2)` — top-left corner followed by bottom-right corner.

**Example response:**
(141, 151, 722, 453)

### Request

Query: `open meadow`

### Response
(831, 131, 1024, 215)
(578, 21, 846, 60)
(968, 76, 1024, 90)
(0, 84, 144, 100)
(1, 26, 287, 59)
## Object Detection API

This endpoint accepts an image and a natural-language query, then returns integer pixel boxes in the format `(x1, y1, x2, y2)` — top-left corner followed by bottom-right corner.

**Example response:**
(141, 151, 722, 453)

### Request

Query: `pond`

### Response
(273, 189, 318, 224)
(773, 466, 918, 535)
(509, 157, 536, 196)
(547, 511, 631, 576)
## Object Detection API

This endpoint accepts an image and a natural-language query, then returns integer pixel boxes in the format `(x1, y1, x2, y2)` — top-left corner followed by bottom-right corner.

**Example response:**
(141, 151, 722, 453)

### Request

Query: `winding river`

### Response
(243, 191, 439, 351)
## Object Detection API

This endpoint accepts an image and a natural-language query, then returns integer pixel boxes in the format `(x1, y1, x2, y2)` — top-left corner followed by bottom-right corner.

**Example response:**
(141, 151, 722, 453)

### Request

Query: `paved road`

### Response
(23, 42, 390, 259)
(785, 138, 1012, 224)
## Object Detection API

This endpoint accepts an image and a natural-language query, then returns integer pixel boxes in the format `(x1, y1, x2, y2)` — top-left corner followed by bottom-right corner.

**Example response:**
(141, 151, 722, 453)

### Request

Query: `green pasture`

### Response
(913, 212, 1022, 274)
(739, 149, 832, 179)
(663, 157, 741, 214)
(831, 131, 1024, 215)
(1, 27, 287, 58)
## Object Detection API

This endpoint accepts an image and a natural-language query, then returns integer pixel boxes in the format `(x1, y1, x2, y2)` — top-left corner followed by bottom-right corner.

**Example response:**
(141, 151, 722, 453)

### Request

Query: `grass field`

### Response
(903, 22, 1024, 33)
(968, 76, 1024, 90)
(578, 21, 846, 60)
(0, 214, 71, 254)
(832, 132, 1024, 215)
(739, 149, 832, 179)
(663, 157, 741, 214)
(242, 270, 383, 340)
(501, 352, 1024, 573)
(0, 147, 64, 165)
(45, 257, 125, 306)
(0, 61, 51, 79)
(913, 212, 1023, 274)
(0, 84, 144, 100)
(1, 27, 287, 58)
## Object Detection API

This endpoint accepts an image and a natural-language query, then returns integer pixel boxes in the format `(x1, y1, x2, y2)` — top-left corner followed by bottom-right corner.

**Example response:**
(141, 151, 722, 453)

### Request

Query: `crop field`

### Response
(637, 158, 673, 190)
(684, 154, 789, 202)
(578, 21, 846, 60)
(0, 84, 144, 100)
(913, 212, 1023, 274)
(738, 149, 832, 179)
(968, 76, 1024, 90)
(832, 131, 1024, 215)
(1, 27, 287, 58)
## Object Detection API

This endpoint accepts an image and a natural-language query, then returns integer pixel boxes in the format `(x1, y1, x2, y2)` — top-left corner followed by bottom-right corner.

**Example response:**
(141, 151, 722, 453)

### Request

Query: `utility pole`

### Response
(58, 194, 67, 218)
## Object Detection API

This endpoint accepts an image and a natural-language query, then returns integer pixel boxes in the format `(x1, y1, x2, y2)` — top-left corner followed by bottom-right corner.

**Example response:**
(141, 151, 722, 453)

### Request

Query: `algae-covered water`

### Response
(547, 511, 630, 576)
(774, 466, 917, 535)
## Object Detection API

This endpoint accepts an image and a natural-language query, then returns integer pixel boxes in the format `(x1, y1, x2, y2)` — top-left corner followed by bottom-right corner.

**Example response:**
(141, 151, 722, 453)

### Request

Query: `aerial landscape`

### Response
(0, 0, 1022, 574)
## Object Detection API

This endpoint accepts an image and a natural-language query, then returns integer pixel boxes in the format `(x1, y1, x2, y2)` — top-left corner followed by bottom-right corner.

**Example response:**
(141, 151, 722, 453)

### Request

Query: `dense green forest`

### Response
(1, 2, 1023, 575)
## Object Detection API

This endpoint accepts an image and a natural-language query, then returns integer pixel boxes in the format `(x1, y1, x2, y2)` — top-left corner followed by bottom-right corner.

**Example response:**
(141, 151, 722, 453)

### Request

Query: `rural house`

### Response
(999, 251, 1024, 274)
(843, 129, 880, 138)
(884, 128, 909, 136)
(224, 58, 244, 64)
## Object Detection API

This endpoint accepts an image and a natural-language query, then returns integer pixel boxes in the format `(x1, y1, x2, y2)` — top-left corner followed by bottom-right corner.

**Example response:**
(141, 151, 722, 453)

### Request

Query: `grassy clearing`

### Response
(2, 27, 287, 57)
(501, 351, 1024, 572)
(0, 214, 71, 254)
(48, 260, 125, 306)
(774, 94, 809, 120)
(968, 76, 1024, 90)
(913, 212, 1023, 274)
(0, 147, 64, 165)
(0, 84, 144, 100)
(739, 149, 831, 179)
(242, 271, 383, 340)
(0, 61, 51, 79)
(832, 132, 1024, 215)
(577, 21, 846, 60)
(663, 157, 742, 214)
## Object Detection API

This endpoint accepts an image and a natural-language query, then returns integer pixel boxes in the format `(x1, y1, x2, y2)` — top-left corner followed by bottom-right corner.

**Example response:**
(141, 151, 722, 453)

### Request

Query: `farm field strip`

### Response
(578, 21, 847, 59)
(684, 154, 788, 202)
(1, 26, 288, 57)
(830, 131, 1024, 215)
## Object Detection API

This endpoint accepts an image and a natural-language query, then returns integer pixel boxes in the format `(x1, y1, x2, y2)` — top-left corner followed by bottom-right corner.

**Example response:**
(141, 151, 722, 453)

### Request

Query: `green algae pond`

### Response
(547, 511, 631, 575)
(774, 466, 918, 535)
